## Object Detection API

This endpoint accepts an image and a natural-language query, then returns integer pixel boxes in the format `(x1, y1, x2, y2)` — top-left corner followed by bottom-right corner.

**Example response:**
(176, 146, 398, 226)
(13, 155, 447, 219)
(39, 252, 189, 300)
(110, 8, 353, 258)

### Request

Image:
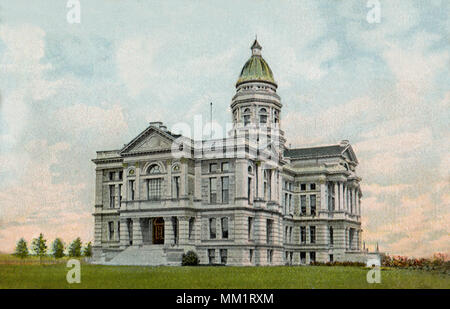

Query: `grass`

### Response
(0, 255, 448, 289)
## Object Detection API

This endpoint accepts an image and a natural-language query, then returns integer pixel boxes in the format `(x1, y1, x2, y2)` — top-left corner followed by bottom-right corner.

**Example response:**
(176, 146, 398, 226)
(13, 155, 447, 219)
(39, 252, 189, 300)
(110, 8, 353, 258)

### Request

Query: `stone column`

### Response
(93, 216, 102, 246)
(178, 216, 189, 245)
(163, 216, 174, 246)
(166, 160, 173, 198)
(353, 188, 357, 214)
(339, 182, 344, 211)
(256, 162, 263, 199)
(270, 169, 276, 201)
(135, 164, 141, 200)
(119, 219, 129, 249)
(333, 182, 338, 211)
(181, 159, 187, 197)
(194, 160, 202, 201)
(235, 159, 247, 200)
(344, 185, 348, 211)
(132, 218, 143, 246)
(320, 181, 326, 211)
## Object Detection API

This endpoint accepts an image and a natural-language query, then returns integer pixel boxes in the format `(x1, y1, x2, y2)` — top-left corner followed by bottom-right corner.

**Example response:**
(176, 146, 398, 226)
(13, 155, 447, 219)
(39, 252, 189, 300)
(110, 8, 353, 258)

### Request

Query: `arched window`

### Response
(172, 164, 180, 172)
(148, 164, 161, 174)
(248, 165, 253, 174)
(259, 108, 268, 125)
(243, 108, 251, 126)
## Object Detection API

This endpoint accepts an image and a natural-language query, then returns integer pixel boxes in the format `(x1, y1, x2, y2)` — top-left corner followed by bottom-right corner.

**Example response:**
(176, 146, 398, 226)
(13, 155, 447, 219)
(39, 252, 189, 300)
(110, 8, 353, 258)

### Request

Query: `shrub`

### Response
(182, 251, 199, 266)
(311, 261, 365, 267)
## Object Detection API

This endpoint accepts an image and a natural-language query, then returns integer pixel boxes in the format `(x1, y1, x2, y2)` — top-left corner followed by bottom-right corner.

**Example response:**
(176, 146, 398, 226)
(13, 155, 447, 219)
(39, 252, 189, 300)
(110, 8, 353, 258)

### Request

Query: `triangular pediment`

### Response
(120, 126, 177, 155)
(341, 145, 358, 164)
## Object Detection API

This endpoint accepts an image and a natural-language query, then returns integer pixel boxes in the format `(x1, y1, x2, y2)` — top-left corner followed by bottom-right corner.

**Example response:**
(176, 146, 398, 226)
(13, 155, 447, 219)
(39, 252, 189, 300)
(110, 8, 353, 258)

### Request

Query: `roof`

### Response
(284, 144, 358, 163)
(236, 40, 276, 86)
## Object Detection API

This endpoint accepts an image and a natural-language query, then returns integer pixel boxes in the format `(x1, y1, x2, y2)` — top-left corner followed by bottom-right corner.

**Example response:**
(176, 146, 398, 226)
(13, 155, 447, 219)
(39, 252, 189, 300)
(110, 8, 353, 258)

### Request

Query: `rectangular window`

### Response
(329, 254, 334, 263)
(109, 185, 115, 208)
(109, 171, 114, 181)
(209, 163, 217, 173)
(108, 222, 114, 240)
(248, 177, 252, 204)
(300, 226, 306, 244)
(129, 180, 135, 200)
(248, 217, 254, 240)
(172, 176, 180, 198)
(310, 183, 316, 190)
(249, 249, 254, 263)
(266, 219, 273, 244)
(221, 177, 229, 204)
(300, 183, 306, 191)
(289, 194, 292, 213)
(208, 249, 215, 264)
(329, 226, 334, 245)
(310, 252, 316, 263)
(148, 178, 162, 200)
(210, 178, 217, 204)
(243, 115, 250, 126)
(300, 252, 306, 264)
(310, 195, 316, 215)
(310, 226, 316, 244)
(300, 195, 306, 215)
(267, 249, 273, 264)
(221, 162, 229, 172)
(221, 217, 228, 239)
(349, 228, 354, 249)
(289, 227, 293, 243)
(209, 218, 216, 239)
(220, 249, 227, 264)
(118, 171, 123, 180)
(188, 218, 195, 240)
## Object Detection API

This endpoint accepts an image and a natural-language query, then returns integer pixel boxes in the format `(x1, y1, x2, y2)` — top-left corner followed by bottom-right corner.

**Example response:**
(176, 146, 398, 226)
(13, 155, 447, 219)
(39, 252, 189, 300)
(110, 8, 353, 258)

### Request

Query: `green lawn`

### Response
(0, 255, 448, 289)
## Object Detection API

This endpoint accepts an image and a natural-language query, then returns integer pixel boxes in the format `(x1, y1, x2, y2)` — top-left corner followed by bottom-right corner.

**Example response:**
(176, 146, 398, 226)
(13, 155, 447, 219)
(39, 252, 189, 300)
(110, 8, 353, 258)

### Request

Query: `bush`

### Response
(310, 261, 366, 267)
(182, 251, 199, 266)
(381, 253, 449, 273)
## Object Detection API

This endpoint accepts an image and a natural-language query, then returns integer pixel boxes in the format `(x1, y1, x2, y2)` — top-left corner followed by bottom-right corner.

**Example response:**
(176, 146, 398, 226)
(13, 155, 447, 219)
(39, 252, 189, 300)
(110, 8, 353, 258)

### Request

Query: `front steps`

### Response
(102, 245, 184, 266)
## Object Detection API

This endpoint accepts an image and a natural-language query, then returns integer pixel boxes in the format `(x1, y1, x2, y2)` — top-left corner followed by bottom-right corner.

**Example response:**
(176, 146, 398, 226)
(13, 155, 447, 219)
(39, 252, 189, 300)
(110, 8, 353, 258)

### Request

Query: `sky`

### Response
(0, 0, 448, 257)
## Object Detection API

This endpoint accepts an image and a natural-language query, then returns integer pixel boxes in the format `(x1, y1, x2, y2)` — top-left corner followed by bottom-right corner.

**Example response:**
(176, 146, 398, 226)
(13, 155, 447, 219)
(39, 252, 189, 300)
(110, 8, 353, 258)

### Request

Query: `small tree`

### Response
(68, 237, 82, 257)
(182, 251, 199, 266)
(14, 238, 29, 258)
(83, 241, 92, 257)
(52, 238, 65, 258)
(31, 233, 47, 260)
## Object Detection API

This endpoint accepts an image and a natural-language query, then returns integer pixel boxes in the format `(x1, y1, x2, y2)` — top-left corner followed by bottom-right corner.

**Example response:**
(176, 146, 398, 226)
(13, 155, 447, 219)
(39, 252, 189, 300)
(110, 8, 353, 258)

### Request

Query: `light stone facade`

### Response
(92, 40, 371, 266)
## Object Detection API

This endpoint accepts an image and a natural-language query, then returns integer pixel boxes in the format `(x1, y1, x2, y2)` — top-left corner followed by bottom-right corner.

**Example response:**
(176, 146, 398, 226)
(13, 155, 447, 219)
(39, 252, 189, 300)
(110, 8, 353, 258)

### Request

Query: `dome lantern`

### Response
(236, 39, 276, 87)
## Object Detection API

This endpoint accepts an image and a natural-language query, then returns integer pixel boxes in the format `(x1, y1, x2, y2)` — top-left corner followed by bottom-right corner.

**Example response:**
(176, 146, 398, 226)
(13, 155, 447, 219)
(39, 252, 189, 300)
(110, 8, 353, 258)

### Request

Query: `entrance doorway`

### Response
(153, 217, 164, 244)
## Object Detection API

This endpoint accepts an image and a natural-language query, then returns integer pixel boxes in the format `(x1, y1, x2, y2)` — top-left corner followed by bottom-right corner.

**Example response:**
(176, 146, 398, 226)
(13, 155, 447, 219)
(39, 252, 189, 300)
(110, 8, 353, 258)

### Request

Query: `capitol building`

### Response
(92, 40, 375, 266)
